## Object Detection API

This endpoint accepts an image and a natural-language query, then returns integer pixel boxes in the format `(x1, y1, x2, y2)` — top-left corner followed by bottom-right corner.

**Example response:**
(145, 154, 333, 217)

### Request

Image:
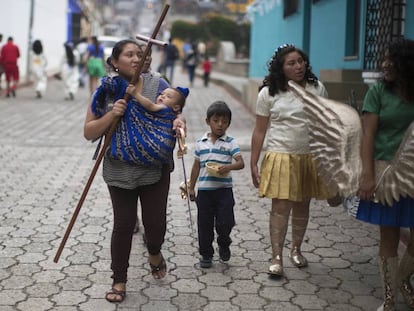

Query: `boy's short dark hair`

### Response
(206, 101, 232, 124)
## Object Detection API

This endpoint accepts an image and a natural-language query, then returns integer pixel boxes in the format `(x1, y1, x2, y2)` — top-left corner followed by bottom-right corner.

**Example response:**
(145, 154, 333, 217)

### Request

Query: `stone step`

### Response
(322, 80, 368, 105)
(320, 69, 365, 82)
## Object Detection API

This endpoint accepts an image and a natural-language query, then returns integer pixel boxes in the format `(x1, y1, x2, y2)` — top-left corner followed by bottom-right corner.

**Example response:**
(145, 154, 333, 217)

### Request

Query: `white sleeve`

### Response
(256, 87, 271, 117)
(317, 80, 328, 98)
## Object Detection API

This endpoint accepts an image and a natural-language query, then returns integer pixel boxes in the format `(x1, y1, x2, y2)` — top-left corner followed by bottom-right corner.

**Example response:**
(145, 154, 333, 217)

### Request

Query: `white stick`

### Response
(136, 34, 168, 47)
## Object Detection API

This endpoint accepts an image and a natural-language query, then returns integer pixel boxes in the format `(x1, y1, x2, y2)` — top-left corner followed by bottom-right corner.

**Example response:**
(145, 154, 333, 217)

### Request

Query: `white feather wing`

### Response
(375, 121, 414, 205)
(288, 80, 362, 196)
(289, 80, 414, 206)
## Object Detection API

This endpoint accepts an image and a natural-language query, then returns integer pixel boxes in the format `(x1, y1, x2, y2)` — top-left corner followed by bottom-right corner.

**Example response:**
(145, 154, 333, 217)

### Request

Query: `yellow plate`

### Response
(205, 162, 227, 177)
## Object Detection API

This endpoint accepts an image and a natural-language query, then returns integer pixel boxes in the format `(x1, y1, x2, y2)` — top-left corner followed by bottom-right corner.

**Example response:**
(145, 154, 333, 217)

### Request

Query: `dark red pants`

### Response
(4, 63, 19, 94)
(4, 63, 19, 83)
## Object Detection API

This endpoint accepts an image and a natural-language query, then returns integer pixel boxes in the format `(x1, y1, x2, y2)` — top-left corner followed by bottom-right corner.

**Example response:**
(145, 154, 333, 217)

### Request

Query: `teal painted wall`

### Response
(248, 0, 414, 79)
(249, 1, 306, 78)
(249, 0, 351, 78)
(308, 0, 363, 76)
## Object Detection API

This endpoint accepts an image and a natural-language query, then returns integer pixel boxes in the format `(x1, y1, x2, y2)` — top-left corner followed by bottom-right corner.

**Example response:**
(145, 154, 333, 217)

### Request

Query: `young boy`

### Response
(188, 101, 245, 268)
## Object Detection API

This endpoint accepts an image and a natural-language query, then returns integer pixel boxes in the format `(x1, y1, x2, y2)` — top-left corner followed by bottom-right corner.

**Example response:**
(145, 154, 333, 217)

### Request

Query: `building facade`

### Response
(247, 0, 414, 81)
(0, 0, 104, 82)
(0, 1, 67, 81)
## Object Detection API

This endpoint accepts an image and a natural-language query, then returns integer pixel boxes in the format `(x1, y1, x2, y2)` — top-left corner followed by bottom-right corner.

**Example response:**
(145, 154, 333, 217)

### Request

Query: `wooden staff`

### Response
(53, 4, 170, 263)
(177, 128, 193, 233)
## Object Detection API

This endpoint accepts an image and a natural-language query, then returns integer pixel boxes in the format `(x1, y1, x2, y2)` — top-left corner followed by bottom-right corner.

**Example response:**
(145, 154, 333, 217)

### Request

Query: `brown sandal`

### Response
(105, 286, 126, 303)
(149, 253, 167, 279)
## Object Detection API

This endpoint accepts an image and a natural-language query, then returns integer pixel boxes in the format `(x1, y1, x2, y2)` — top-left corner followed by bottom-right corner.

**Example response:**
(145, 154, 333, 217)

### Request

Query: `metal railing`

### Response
(363, 0, 406, 71)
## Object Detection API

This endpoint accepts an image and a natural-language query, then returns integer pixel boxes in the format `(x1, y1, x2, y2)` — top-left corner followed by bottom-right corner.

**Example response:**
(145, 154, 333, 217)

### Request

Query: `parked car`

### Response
(138, 27, 151, 38)
(98, 35, 126, 62)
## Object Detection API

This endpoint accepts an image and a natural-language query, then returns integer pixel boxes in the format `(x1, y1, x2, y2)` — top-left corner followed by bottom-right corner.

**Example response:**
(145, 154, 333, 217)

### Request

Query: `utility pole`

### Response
(26, 0, 35, 83)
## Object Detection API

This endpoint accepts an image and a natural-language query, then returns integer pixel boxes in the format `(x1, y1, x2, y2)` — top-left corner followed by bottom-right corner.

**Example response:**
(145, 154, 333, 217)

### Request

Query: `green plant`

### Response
(170, 14, 250, 57)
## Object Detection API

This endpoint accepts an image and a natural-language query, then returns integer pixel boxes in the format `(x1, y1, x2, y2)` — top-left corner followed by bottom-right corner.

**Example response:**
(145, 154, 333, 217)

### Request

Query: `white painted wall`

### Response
(0, 1, 67, 82)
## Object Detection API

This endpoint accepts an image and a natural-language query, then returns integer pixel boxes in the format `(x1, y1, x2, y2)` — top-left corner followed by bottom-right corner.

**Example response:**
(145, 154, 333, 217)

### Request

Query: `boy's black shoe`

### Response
(199, 257, 213, 268)
(219, 246, 231, 262)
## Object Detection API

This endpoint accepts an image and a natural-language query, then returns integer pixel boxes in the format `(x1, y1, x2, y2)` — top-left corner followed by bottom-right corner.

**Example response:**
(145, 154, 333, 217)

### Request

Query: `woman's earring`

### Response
(115, 67, 119, 72)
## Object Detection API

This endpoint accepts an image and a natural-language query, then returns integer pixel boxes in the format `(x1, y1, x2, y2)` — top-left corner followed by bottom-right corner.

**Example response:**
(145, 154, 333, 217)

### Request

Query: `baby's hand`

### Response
(126, 84, 136, 97)
(137, 76, 144, 89)
(173, 119, 186, 135)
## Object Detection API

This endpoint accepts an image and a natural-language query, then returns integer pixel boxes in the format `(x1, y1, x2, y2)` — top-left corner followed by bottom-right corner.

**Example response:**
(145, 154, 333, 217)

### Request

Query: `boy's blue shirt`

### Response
(194, 132, 241, 190)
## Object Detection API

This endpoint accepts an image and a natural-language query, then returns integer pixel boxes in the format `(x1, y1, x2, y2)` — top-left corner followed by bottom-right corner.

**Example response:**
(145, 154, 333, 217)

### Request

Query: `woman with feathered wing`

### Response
(289, 38, 414, 311)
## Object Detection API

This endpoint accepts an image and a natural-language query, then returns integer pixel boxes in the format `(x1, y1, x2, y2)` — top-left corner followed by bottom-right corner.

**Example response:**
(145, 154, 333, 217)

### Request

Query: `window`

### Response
(284, 0, 299, 18)
(345, 0, 361, 58)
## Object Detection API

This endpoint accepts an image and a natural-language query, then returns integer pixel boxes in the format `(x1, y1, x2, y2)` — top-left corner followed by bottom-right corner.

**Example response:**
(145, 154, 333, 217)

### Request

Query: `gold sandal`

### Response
(268, 255, 283, 276)
(289, 247, 308, 268)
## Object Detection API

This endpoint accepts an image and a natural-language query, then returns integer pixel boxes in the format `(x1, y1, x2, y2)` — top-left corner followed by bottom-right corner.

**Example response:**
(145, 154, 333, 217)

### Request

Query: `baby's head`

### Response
(158, 86, 189, 113)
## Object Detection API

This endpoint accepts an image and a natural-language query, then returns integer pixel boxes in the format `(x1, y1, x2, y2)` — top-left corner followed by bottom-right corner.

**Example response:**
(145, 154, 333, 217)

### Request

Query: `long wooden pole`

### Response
(54, 4, 170, 263)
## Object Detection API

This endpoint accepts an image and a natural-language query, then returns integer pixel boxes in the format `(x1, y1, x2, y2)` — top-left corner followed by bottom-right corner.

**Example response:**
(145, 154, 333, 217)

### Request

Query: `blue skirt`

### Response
(356, 196, 414, 227)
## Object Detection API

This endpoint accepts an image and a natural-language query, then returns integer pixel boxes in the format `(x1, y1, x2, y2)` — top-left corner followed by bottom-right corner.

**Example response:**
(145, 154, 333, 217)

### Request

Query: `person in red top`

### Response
(202, 55, 211, 87)
(0, 33, 5, 95)
(1, 37, 20, 97)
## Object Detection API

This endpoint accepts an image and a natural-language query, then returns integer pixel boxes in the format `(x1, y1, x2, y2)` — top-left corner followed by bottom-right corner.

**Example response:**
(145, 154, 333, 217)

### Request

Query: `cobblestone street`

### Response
(0, 51, 410, 310)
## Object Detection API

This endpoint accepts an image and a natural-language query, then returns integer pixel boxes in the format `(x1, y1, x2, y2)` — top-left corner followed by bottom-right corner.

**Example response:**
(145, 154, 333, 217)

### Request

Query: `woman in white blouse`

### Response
(250, 44, 331, 276)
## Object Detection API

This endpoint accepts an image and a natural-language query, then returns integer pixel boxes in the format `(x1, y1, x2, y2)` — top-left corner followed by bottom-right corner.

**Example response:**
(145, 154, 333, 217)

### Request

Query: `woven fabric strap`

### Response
(91, 74, 176, 165)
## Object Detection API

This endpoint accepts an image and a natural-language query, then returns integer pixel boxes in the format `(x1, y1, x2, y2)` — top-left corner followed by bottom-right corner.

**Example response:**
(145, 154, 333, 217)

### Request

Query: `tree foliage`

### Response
(170, 14, 250, 57)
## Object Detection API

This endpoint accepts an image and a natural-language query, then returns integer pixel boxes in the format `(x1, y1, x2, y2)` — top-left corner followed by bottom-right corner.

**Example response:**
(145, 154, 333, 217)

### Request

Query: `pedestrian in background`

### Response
(61, 42, 79, 100)
(250, 44, 331, 277)
(184, 43, 198, 87)
(30, 39, 47, 98)
(161, 37, 179, 84)
(197, 40, 206, 59)
(356, 38, 414, 311)
(1, 36, 20, 97)
(0, 33, 4, 95)
(75, 37, 88, 88)
(84, 39, 186, 303)
(181, 38, 191, 73)
(86, 36, 105, 96)
(188, 101, 245, 268)
(202, 55, 211, 87)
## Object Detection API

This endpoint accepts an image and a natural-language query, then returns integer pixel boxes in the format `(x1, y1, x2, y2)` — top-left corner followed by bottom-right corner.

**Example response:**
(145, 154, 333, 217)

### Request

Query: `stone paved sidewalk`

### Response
(0, 51, 411, 310)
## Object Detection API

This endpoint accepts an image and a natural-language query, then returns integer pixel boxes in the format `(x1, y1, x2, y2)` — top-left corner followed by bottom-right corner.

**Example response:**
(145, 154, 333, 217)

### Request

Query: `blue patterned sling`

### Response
(91, 75, 176, 166)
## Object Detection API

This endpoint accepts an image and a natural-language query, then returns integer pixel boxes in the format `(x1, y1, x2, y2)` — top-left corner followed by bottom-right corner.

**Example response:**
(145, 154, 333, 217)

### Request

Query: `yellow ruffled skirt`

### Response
(259, 151, 330, 201)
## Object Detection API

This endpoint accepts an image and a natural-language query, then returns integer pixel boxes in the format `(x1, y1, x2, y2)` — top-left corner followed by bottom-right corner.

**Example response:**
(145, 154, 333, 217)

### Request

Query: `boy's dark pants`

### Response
(203, 72, 210, 87)
(196, 188, 235, 258)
